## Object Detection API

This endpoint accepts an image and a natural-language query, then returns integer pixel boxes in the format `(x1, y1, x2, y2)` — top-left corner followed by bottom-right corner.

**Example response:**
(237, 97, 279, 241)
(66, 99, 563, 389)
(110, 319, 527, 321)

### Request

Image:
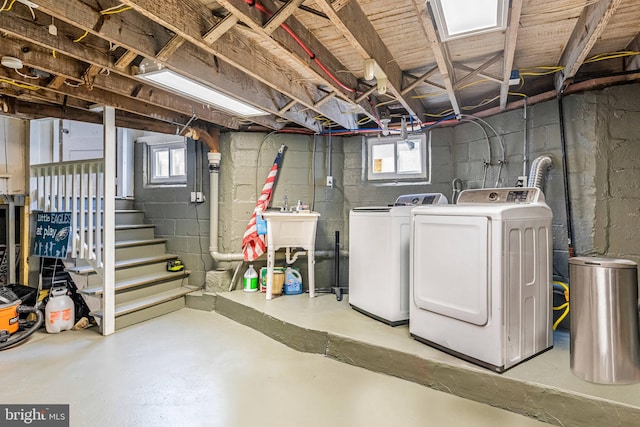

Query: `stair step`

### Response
(91, 287, 194, 318)
(116, 238, 167, 248)
(80, 269, 189, 296)
(67, 254, 179, 276)
(115, 224, 155, 231)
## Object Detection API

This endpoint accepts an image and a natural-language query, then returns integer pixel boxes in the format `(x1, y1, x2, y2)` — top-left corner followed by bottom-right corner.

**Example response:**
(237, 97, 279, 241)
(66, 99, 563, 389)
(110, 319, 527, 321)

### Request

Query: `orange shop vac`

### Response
(0, 286, 43, 350)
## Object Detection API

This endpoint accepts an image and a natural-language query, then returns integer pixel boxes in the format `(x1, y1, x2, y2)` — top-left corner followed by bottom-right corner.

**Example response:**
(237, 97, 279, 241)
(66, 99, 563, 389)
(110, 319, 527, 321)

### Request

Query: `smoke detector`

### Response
(1, 56, 24, 70)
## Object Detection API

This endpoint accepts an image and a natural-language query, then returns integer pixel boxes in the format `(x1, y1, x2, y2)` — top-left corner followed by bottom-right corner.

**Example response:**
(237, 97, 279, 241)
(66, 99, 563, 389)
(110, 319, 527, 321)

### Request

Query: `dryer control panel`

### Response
(457, 187, 544, 204)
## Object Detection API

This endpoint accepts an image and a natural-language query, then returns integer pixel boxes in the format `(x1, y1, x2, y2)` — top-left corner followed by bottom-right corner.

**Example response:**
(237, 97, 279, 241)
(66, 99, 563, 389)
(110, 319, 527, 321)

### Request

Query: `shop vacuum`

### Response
(0, 286, 43, 350)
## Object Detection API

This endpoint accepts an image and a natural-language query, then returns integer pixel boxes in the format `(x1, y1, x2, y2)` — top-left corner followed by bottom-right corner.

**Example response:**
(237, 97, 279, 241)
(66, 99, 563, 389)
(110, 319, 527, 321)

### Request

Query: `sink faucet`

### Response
(283, 195, 288, 212)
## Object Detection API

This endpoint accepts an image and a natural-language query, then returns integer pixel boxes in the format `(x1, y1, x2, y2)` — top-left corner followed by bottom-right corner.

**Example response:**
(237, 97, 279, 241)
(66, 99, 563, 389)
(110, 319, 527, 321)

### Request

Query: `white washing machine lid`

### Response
(351, 193, 448, 215)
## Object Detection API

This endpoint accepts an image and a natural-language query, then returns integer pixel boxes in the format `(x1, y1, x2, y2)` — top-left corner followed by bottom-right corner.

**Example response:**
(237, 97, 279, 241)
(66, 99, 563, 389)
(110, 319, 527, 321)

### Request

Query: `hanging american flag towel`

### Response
(242, 144, 286, 262)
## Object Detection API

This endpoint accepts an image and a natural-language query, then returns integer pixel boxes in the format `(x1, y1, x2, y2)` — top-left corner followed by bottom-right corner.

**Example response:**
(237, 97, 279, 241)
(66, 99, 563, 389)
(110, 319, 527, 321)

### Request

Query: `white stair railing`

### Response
(31, 160, 105, 268)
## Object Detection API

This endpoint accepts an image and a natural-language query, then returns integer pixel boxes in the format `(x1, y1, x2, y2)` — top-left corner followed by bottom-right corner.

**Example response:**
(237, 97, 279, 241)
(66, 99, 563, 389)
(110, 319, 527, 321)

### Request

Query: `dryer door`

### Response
(412, 214, 489, 326)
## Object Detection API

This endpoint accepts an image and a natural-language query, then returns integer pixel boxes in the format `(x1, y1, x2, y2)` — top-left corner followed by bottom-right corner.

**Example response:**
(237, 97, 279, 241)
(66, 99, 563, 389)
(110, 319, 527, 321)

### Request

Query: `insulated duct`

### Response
(527, 155, 553, 189)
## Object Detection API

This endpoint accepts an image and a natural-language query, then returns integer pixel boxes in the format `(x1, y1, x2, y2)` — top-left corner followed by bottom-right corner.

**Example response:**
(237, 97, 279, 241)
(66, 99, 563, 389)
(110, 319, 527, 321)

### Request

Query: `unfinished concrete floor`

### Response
(0, 308, 548, 427)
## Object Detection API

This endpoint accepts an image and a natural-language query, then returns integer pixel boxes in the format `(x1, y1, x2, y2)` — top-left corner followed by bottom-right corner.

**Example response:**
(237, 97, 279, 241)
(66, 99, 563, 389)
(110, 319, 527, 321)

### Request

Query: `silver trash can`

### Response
(569, 257, 640, 384)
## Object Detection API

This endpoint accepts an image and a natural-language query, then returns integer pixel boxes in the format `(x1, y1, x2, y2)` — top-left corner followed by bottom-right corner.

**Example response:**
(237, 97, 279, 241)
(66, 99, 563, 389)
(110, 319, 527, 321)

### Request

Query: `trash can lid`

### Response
(569, 256, 637, 269)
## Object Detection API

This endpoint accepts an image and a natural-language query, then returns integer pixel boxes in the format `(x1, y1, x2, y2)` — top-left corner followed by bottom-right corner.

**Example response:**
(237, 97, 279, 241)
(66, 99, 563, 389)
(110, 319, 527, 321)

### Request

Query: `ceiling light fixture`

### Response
(136, 60, 269, 118)
(1, 56, 24, 70)
(428, 0, 508, 41)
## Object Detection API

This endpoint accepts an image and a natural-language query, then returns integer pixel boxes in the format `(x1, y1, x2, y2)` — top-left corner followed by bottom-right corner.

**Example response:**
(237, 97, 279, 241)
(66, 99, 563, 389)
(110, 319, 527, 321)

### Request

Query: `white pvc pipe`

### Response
(208, 152, 244, 262)
(206, 152, 345, 264)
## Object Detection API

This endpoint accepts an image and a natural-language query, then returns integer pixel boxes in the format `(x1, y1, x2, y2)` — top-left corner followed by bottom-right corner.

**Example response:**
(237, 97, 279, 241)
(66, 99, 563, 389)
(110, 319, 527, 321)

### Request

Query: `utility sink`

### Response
(261, 211, 320, 250)
(260, 211, 320, 300)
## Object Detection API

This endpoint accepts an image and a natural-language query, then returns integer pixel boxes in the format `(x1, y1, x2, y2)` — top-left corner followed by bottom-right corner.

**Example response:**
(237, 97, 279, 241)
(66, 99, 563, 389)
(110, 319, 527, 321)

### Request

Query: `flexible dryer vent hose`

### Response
(527, 155, 553, 189)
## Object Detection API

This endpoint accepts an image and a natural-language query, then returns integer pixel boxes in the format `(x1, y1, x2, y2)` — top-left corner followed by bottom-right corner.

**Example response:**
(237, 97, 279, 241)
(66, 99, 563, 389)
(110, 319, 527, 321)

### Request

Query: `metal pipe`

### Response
(527, 155, 553, 189)
(558, 95, 576, 258)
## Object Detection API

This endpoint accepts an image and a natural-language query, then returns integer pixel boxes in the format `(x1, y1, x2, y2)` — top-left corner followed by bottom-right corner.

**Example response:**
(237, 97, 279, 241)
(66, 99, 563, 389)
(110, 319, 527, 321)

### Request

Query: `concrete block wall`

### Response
(134, 139, 214, 287)
(219, 132, 345, 289)
(591, 85, 640, 268)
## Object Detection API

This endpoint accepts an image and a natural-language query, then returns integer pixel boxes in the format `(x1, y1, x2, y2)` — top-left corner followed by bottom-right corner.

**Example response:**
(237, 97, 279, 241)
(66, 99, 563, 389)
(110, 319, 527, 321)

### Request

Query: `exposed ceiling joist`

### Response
(213, 0, 367, 126)
(314, 0, 426, 122)
(555, 0, 623, 92)
(453, 53, 503, 90)
(12, 99, 187, 134)
(203, 14, 239, 44)
(0, 23, 245, 129)
(155, 35, 186, 62)
(414, 0, 461, 116)
(402, 66, 439, 95)
(117, 0, 358, 130)
(453, 63, 502, 84)
(28, 0, 323, 131)
(500, 0, 523, 110)
(263, 0, 305, 34)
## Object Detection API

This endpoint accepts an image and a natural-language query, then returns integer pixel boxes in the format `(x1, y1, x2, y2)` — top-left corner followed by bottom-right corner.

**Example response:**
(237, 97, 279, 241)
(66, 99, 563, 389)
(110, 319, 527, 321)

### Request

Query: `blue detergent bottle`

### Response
(284, 267, 303, 295)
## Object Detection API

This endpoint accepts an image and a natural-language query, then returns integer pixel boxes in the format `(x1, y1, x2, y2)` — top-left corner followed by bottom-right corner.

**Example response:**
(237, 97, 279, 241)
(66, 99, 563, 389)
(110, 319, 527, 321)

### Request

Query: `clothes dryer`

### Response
(410, 187, 552, 372)
(349, 193, 447, 325)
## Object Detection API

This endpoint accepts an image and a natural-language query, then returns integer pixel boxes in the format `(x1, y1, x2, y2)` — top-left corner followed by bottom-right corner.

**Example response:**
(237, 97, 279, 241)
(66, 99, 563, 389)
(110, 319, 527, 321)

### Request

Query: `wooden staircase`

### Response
(67, 200, 194, 331)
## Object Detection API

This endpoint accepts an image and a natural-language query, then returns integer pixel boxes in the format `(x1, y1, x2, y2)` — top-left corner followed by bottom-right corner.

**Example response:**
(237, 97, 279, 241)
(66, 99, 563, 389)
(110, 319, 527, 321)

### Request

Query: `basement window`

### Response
(137, 135, 188, 187)
(429, 0, 508, 41)
(367, 133, 429, 182)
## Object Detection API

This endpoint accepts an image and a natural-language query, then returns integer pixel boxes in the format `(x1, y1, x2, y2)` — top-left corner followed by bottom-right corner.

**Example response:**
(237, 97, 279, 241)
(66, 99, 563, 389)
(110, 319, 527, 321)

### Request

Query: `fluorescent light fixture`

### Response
(429, 0, 508, 41)
(137, 65, 269, 118)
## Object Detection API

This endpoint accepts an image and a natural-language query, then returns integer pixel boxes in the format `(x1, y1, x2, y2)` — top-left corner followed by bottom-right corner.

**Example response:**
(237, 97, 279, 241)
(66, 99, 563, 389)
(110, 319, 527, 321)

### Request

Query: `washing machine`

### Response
(349, 193, 447, 325)
(410, 187, 552, 372)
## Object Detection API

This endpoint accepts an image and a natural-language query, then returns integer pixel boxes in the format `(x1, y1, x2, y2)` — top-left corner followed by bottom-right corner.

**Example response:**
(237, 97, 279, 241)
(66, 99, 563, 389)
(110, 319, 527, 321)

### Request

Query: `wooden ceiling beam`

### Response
(213, 0, 366, 126)
(314, 0, 425, 123)
(12, 99, 184, 134)
(203, 14, 239, 44)
(402, 66, 439, 95)
(500, 0, 523, 110)
(0, 67, 241, 130)
(114, 0, 356, 129)
(453, 63, 502, 85)
(263, 0, 305, 35)
(453, 53, 503, 90)
(30, 0, 323, 131)
(155, 36, 186, 62)
(114, 51, 138, 72)
(0, 33, 243, 129)
(555, 0, 622, 93)
(412, 0, 460, 117)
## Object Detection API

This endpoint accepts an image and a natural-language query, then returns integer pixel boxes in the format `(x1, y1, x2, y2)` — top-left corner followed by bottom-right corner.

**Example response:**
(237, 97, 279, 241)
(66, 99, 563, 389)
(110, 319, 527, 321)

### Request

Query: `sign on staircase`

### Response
(33, 212, 72, 258)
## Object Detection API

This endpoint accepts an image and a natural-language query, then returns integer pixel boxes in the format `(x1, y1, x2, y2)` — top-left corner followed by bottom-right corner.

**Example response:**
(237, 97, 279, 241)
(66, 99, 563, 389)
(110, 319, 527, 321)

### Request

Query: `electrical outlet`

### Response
(326, 176, 333, 187)
(190, 191, 206, 203)
(515, 176, 527, 187)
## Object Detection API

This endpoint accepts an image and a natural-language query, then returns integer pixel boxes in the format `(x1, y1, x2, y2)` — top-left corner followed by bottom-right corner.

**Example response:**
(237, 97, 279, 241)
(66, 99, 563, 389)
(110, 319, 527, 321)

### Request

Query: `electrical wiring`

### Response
(100, 4, 132, 14)
(584, 51, 640, 64)
(73, 31, 89, 43)
(0, 0, 15, 12)
(552, 281, 570, 331)
(0, 78, 39, 90)
(11, 67, 38, 79)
